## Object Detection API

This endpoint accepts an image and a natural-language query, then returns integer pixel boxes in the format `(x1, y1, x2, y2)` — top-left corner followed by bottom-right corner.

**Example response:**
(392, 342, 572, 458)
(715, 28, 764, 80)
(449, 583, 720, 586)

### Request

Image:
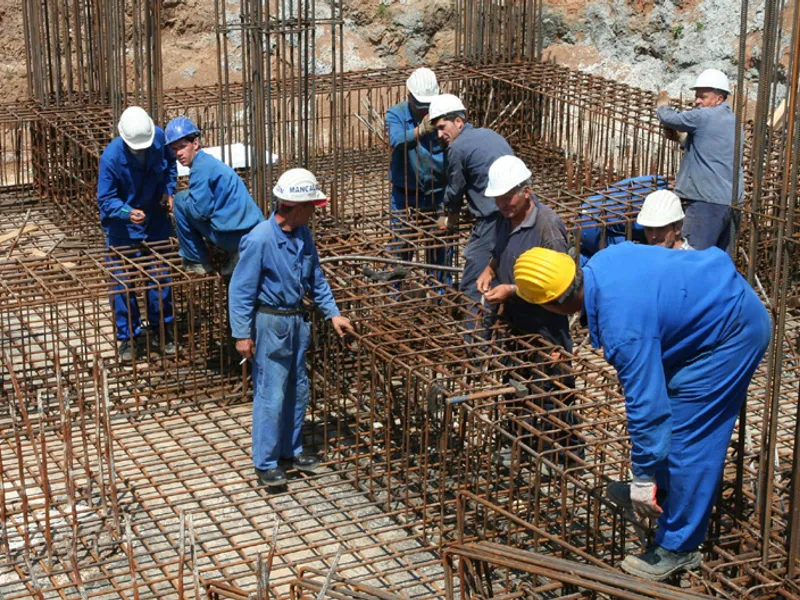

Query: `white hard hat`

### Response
(118, 106, 155, 150)
(273, 168, 328, 205)
(485, 155, 532, 197)
(406, 68, 439, 104)
(637, 190, 685, 227)
(690, 69, 731, 94)
(429, 94, 467, 121)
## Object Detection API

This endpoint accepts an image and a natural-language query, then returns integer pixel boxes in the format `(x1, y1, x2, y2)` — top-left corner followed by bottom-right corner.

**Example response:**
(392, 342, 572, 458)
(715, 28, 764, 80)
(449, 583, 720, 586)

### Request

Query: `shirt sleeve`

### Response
(444, 147, 467, 215)
(657, 106, 706, 133)
(386, 108, 417, 149)
(228, 232, 262, 339)
(164, 144, 178, 195)
(96, 157, 129, 221)
(309, 243, 341, 320)
(539, 217, 570, 253)
(188, 171, 216, 221)
(605, 337, 672, 478)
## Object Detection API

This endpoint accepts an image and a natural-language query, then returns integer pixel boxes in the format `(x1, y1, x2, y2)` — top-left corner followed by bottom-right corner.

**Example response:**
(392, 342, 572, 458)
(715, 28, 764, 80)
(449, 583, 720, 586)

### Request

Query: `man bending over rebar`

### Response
(656, 68, 743, 253)
(165, 116, 265, 276)
(229, 168, 355, 488)
(97, 106, 178, 363)
(512, 243, 770, 581)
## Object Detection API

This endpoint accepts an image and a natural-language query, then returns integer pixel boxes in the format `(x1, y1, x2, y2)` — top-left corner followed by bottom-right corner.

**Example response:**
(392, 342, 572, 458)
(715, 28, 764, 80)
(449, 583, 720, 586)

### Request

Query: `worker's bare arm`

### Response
(330, 316, 355, 339)
(235, 338, 255, 359)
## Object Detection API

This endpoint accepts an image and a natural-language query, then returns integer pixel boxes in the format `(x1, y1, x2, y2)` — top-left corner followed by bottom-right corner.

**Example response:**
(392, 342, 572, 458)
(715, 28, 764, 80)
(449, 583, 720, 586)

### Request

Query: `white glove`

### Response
(631, 477, 663, 519)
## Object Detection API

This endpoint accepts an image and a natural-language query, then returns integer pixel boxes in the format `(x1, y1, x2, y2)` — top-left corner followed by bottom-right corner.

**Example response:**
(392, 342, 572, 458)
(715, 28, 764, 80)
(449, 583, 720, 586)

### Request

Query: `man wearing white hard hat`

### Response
(385, 68, 449, 271)
(428, 93, 514, 318)
(656, 68, 743, 252)
(229, 168, 355, 488)
(97, 106, 178, 362)
(637, 190, 693, 250)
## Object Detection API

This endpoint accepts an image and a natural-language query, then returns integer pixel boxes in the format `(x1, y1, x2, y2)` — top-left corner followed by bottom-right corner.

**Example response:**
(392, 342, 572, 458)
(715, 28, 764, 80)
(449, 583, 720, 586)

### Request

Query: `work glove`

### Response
(417, 115, 434, 138)
(630, 476, 663, 519)
(656, 91, 671, 109)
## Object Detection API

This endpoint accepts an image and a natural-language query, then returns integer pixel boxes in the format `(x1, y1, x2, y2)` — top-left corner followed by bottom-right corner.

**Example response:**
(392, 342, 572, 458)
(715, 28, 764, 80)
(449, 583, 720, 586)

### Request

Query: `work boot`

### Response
(255, 467, 287, 488)
(182, 259, 214, 275)
(621, 545, 701, 581)
(220, 252, 239, 277)
(291, 453, 321, 473)
(150, 328, 176, 356)
(118, 339, 134, 363)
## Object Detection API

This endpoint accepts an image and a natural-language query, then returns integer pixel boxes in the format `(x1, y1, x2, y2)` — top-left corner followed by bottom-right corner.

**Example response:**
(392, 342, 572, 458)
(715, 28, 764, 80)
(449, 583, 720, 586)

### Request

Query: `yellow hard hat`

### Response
(513, 247, 576, 305)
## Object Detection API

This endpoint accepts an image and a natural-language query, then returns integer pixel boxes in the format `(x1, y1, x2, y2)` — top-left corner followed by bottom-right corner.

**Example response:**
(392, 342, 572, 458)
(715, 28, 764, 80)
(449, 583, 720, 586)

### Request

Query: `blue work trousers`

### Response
(106, 216, 174, 341)
(251, 311, 312, 470)
(682, 200, 736, 252)
(654, 291, 770, 552)
(461, 214, 501, 333)
(173, 190, 253, 264)
(390, 187, 451, 278)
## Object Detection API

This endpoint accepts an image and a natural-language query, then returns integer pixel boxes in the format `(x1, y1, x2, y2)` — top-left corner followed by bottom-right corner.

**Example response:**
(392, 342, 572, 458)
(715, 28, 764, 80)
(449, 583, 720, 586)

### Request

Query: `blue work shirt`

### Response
(582, 243, 759, 478)
(185, 150, 264, 232)
(657, 103, 744, 206)
(97, 128, 178, 241)
(228, 214, 340, 339)
(444, 123, 513, 218)
(385, 101, 446, 194)
(493, 198, 572, 350)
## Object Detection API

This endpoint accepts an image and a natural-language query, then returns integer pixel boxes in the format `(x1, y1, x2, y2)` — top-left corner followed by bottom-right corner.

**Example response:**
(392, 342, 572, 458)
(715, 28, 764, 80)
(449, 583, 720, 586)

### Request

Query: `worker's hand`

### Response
(129, 209, 146, 225)
(162, 194, 174, 212)
(235, 338, 255, 360)
(630, 477, 663, 519)
(663, 127, 679, 142)
(416, 115, 433, 138)
(484, 284, 515, 305)
(330, 316, 355, 339)
(476, 266, 495, 295)
(656, 91, 671, 109)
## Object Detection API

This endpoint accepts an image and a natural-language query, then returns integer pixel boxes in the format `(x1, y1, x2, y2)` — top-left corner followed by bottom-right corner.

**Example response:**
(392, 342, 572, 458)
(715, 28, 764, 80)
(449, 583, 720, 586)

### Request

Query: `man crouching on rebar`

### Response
(512, 244, 770, 581)
(228, 168, 355, 488)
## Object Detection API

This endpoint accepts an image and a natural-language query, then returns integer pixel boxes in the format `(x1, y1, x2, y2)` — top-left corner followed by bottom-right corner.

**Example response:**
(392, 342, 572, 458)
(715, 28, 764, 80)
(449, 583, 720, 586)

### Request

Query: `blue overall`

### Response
(578, 175, 668, 267)
(97, 130, 178, 340)
(173, 150, 265, 264)
(229, 215, 340, 470)
(583, 243, 770, 552)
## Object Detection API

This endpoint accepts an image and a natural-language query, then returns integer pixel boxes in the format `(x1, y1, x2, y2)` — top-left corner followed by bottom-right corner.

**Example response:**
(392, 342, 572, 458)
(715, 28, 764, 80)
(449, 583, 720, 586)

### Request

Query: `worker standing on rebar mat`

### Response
(97, 106, 178, 363)
(429, 93, 513, 325)
(656, 69, 743, 252)
(165, 116, 265, 276)
(229, 168, 355, 488)
(385, 68, 449, 273)
(512, 244, 770, 581)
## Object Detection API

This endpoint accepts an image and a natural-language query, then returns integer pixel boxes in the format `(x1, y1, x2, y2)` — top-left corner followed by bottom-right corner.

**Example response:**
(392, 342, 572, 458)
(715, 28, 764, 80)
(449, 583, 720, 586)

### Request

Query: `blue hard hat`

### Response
(165, 116, 200, 145)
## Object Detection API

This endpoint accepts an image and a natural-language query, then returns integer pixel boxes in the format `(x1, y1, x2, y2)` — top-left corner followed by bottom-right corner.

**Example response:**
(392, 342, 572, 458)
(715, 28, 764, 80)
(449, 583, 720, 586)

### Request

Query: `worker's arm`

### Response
(605, 337, 672, 478)
(228, 232, 262, 341)
(657, 106, 706, 133)
(187, 170, 216, 222)
(476, 257, 499, 295)
(443, 146, 467, 215)
(97, 156, 130, 221)
(385, 107, 419, 149)
(308, 243, 341, 320)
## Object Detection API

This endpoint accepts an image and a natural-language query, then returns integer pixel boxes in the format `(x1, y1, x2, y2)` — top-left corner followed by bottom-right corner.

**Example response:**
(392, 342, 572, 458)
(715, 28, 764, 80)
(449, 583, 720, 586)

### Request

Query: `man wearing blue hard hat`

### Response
(165, 116, 264, 275)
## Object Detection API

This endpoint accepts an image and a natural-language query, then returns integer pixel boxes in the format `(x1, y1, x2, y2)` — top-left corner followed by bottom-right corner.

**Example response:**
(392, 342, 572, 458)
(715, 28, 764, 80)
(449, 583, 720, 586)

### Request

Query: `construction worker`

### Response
(513, 244, 770, 581)
(385, 68, 448, 270)
(165, 116, 265, 275)
(637, 190, 693, 250)
(229, 168, 355, 488)
(657, 68, 743, 252)
(429, 93, 513, 316)
(97, 106, 178, 362)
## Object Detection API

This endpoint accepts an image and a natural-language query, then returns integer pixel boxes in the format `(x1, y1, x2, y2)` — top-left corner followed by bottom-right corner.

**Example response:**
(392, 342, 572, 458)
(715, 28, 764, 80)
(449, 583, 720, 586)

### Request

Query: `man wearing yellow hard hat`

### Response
(513, 243, 770, 581)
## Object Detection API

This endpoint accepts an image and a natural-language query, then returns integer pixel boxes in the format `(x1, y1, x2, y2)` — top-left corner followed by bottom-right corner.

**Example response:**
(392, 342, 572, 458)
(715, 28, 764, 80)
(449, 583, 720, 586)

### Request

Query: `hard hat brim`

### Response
(484, 183, 515, 198)
(273, 188, 328, 203)
(123, 130, 155, 151)
(410, 92, 437, 104)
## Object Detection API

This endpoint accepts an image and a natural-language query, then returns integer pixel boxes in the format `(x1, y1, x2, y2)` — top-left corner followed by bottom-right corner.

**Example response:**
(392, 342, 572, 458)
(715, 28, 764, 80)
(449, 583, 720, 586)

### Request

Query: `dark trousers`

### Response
(682, 200, 739, 253)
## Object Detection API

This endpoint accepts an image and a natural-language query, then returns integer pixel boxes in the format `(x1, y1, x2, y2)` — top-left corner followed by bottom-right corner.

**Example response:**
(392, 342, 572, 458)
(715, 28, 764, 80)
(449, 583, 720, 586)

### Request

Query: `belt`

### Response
(258, 305, 306, 316)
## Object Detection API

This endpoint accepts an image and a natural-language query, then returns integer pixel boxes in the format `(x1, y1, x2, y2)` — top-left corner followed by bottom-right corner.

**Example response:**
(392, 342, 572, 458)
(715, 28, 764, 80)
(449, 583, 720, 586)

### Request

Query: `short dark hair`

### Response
(555, 265, 583, 306)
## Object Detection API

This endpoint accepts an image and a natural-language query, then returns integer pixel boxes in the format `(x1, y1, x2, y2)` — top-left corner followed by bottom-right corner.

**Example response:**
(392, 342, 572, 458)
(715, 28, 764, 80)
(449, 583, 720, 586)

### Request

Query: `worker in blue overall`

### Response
(97, 106, 178, 362)
(229, 168, 355, 488)
(430, 93, 513, 325)
(385, 67, 449, 277)
(513, 244, 770, 580)
(165, 116, 265, 275)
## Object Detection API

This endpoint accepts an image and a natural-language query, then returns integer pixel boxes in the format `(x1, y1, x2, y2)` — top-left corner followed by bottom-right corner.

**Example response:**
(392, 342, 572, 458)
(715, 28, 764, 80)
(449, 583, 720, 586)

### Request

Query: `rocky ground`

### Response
(0, 0, 782, 104)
